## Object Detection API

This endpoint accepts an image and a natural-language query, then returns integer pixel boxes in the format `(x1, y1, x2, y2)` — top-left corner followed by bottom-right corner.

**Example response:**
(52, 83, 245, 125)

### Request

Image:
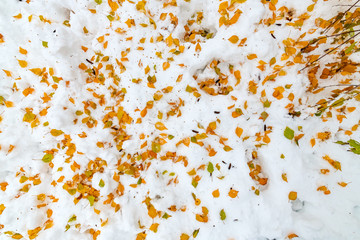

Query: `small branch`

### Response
(334, 4, 360, 7)
(311, 86, 360, 108)
(319, 84, 360, 89)
(301, 29, 360, 52)
(300, 31, 360, 71)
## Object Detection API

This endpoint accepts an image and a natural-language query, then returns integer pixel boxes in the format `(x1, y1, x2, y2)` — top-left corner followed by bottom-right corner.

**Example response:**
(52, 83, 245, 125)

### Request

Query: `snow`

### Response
(0, 0, 360, 239)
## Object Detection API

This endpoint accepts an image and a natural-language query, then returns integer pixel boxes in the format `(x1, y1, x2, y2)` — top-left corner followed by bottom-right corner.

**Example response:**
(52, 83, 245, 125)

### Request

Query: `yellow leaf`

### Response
(338, 182, 348, 187)
(247, 54, 257, 60)
(223, 146, 233, 152)
(228, 35, 239, 44)
(65, 143, 76, 156)
(18, 60, 28, 68)
(30, 68, 42, 76)
(0, 204, 5, 215)
(12, 233, 23, 239)
(3, 69, 12, 77)
(149, 223, 159, 233)
(235, 127, 243, 138)
(162, 62, 170, 71)
(180, 233, 190, 240)
(44, 220, 54, 230)
(23, 111, 36, 123)
(310, 138, 316, 147)
(136, 232, 147, 240)
(323, 155, 341, 171)
(13, 13, 22, 19)
(148, 205, 157, 218)
(5, 101, 14, 108)
(50, 129, 64, 136)
(228, 9, 242, 25)
(108, 0, 119, 12)
(28, 227, 41, 239)
(22, 87, 35, 96)
(307, 4, 315, 12)
(19, 47, 27, 55)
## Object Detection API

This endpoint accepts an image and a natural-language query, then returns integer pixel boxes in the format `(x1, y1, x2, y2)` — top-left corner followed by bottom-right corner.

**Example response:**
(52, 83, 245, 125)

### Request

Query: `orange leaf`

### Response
(2, 69, 12, 77)
(288, 191, 297, 200)
(0, 204, 5, 215)
(162, 62, 170, 71)
(22, 87, 35, 96)
(18, 60, 28, 68)
(149, 223, 159, 233)
(155, 122, 167, 131)
(212, 189, 220, 198)
(247, 54, 257, 60)
(310, 138, 315, 147)
(235, 127, 243, 138)
(30, 68, 42, 76)
(108, 0, 119, 12)
(228, 189, 238, 198)
(338, 182, 348, 187)
(50, 129, 64, 137)
(228, 35, 239, 44)
(148, 205, 157, 218)
(228, 9, 242, 25)
(180, 234, 190, 240)
(287, 233, 299, 239)
(19, 47, 27, 55)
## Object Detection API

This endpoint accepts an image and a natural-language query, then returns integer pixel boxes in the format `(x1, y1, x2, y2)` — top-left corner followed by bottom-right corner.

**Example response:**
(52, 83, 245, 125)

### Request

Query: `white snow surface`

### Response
(0, 0, 360, 240)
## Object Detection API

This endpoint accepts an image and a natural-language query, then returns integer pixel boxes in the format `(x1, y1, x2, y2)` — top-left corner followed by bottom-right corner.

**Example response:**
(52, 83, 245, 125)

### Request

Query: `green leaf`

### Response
(351, 147, 360, 155)
(345, 42, 356, 54)
(68, 215, 77, 222)
(151, 142, 161, 153)
(99, 179, 105, 187)
(348, 139, 360, 149)
(330, 97, 345, 107)
(94, 0, 102, 4)
(192, 229, 200, 238)
(260, 111, 268, 121)
(87, 195, 95, 206)
(137, 177, 142, 185)
(335, 141, 348, 145)
(284, 127, 294, 140)
(207, 162, 214, 174)
(263, 100, 271, 108)
(65, 224, 70, 232)
(42, 153, 54, 163)
(220, 209, 226, 220)
(42, 41, 48, 48)
(162, 212, 171, 219)
(107, 15, 115, 21)
(191, 178, 198, 188)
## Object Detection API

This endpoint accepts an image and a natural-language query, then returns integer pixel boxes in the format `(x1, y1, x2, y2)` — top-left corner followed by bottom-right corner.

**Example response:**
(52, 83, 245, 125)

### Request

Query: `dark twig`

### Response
(301, 29, 360, 52)
(300, 31, 360, 71)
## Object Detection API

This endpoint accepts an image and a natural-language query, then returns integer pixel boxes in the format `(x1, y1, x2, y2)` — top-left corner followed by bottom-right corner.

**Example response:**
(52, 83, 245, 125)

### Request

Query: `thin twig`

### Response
(300, 31, 360, 71)
(301, 29, 360, 52)
(334, 4, 360, 7)
(319, 84, 360, 89)
(311, 86, 360, 108)
(318, 29, 360, 40)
